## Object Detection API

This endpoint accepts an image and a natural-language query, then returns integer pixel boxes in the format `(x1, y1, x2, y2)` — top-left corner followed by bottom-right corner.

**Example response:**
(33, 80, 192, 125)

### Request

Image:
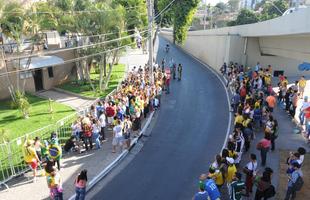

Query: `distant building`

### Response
(240, 0, 262, 10)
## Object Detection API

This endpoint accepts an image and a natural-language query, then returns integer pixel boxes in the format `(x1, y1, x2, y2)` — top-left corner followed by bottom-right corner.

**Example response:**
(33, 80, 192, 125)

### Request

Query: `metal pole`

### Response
(147, 0, 154, 84)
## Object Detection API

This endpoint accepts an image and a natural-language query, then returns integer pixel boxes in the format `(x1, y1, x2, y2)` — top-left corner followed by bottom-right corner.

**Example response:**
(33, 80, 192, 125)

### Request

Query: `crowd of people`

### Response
(22, 56, 183, 199)
(193, 62, 307, 200)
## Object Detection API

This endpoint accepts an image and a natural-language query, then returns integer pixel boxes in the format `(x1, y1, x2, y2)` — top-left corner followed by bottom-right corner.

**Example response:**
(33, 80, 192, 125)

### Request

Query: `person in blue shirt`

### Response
(193, 183, 210, 200)
(205, 175, 221, 200)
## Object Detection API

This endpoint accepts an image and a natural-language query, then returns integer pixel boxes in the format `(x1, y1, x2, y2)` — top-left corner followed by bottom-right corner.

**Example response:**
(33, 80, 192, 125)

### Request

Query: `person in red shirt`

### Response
(257, 135, 271, 166)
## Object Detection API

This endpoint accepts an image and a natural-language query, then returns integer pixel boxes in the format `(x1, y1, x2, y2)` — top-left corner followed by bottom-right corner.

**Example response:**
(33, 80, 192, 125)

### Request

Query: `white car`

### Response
(282, 5, 308, 16)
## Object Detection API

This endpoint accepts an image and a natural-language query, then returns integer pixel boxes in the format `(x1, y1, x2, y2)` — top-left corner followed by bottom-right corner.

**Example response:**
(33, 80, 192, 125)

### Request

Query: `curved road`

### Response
(92, 37, 230, 200)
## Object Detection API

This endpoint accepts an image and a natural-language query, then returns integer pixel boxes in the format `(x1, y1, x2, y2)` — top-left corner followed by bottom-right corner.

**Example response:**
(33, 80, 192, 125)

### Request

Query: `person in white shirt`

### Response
(244, 154, 257, 196)
(112, 120, 123, 153)
(99, 111, 106, 141)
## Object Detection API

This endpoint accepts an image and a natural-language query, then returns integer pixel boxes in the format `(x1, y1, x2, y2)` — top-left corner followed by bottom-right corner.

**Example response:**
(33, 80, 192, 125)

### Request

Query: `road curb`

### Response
(68, 111, 155, 200)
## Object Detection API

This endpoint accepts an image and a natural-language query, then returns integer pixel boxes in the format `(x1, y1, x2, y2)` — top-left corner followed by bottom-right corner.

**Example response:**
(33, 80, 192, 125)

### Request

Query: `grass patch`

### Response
(0, 94, 74, 141)
(58, 64, 126, 98)
(277, 150, 310, 199)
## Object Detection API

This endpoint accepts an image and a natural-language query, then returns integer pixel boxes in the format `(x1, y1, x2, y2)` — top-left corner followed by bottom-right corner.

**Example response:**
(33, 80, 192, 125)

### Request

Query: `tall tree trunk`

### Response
(1, 49, 15, 101)
(103, 53, 107, 77)
(74, 50, 84, 82)
(84, 60, 96, 94)
(103, 63, 113, 90)
(99, 54, 104, 91)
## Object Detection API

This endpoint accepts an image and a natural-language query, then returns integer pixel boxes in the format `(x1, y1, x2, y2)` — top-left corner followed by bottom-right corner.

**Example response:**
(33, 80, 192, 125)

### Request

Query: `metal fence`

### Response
(0, 54, 130, 188)
(0, 113, 80, 188)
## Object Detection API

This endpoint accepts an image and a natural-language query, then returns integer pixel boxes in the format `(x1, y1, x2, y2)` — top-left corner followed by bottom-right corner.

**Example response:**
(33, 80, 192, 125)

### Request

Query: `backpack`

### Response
(264, 185, 276, 198)
(293, 174, 304, 191)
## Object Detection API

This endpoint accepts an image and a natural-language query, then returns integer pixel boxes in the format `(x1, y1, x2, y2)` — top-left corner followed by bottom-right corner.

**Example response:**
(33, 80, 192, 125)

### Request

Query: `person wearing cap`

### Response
(230, 172, 245, 200)
(285, 162, 303, 200)
(192, 180, 210, 200)
(226, 157, 237, 196)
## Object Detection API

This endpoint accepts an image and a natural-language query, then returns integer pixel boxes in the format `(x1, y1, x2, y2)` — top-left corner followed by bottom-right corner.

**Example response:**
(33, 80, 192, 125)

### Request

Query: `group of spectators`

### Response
(23, 58, 183, 199)
(193, 62, 307, 200)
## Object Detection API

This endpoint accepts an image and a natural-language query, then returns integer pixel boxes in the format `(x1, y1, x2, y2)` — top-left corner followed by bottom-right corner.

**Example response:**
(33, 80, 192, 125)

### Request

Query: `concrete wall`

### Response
(160, 7, 310, 77)
(0, 50, 75, 100)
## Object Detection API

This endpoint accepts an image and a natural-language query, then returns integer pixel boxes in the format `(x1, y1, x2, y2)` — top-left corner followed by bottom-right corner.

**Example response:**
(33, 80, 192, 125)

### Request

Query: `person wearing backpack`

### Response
(285, 162, 303, 200)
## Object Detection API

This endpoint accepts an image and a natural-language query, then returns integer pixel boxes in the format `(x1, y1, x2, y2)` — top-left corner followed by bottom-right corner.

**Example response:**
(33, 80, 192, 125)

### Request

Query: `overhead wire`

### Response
(0, 39, 146, 78)
(1, 6, 144, 15)
(4, 30, 148, 61)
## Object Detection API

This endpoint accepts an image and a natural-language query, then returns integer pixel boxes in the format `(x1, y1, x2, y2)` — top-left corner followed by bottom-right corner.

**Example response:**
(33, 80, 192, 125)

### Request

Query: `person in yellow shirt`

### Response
(209, 167, 224, 188)
(234, 111, 244, 126)
(226, 157, 237, 196)
(24, 140, 40, 182)
(298, 76, 307, 98)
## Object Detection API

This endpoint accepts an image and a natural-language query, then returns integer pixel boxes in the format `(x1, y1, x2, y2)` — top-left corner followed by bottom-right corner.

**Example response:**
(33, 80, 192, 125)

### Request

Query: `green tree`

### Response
(156, 0, 200, 44)
(260, 0, 288, 21)
(227, 0, 240, 12)
(232, 9, 259, 25)
(215, 2, 227, 12)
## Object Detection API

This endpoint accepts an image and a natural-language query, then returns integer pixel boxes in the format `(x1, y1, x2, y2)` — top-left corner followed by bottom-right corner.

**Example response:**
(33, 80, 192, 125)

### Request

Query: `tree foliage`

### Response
(260, 0, 288, 21)
(156, 0, 200, 44)
(227, 0, 240, 12)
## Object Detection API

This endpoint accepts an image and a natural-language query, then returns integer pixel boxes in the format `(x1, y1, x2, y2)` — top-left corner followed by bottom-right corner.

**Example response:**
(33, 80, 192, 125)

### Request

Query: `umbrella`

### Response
(298, 62, 310, 71)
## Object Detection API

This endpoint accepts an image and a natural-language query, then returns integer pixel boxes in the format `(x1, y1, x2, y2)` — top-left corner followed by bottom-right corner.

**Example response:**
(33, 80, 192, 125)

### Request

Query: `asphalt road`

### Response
(92, 37, 230, 200)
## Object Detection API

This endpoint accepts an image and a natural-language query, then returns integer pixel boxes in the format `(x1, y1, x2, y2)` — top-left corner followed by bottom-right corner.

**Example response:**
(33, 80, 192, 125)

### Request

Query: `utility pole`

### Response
(147, 0, 154, 84)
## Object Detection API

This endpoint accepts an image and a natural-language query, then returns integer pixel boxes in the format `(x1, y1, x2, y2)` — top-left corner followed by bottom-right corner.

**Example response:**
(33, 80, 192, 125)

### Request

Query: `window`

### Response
(48, 67, 54, 78)
(20, 71, 32, 79)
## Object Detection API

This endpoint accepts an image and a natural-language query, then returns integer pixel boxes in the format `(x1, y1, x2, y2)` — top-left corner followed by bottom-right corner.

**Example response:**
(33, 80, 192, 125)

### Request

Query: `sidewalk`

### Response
(37, 89, 95, 110)
(238, 82, 310, 199)
(0, 48, 152, 200)
(0, 113, 153, 200)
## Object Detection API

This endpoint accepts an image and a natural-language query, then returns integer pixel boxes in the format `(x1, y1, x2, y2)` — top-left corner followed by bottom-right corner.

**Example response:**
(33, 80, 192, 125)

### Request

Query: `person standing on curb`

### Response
(75, 169, 88, 200)
(112, 119, 123, 153)
(226, 157, 237, 197)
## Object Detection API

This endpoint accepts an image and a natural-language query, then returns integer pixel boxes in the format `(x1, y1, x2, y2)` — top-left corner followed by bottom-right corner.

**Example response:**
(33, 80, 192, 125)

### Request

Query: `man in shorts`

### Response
(112, 119, 123, 153)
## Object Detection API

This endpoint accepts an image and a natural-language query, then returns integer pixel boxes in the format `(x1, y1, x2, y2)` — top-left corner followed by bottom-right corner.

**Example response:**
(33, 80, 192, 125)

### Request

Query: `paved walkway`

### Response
(119, 47, 149, 72)
(0, 115, 153, 200)
(238, 77, 310, 199)
(37, 89, 94, 110)
(0, 48, 150, 200)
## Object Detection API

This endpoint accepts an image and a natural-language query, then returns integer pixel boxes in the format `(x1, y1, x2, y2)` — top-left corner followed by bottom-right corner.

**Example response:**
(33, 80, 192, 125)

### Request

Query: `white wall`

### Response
(160, 8, 310, 77)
